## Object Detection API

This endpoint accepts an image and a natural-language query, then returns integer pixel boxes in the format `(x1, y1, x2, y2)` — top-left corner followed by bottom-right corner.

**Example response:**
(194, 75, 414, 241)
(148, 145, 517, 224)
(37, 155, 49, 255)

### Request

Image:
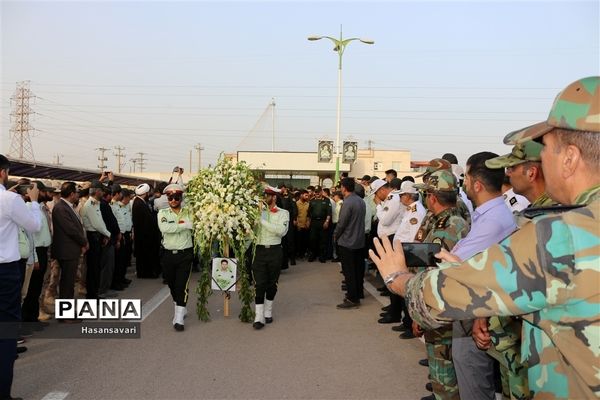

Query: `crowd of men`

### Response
(0, 166, 192, 400)
(1, 76, 598, 400)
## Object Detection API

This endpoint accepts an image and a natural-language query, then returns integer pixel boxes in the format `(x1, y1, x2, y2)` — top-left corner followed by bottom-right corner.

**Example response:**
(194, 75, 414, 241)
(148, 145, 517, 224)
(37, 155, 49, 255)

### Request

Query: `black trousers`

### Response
(252, 245, 282, 304)
(339, 246, 364, 303)
(161, 248, 193, 307)
(0, 261, 21, 398)
(113, 234, 127, 286)
(281, 227, 295, 266)
(86, 232, 102, 299)
(58, 258, 79, 300)
(295, 228, 309, 258)
(309, 220, 327, 260)
(22, 246, 49, 322)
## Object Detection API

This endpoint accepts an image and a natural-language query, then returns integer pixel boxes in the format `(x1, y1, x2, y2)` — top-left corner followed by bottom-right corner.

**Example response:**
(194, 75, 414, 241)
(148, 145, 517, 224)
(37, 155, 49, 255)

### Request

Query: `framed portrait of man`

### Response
(211, 258, 238, 291)
(342, 141, 357, 163)
(318, 140, 333, 163)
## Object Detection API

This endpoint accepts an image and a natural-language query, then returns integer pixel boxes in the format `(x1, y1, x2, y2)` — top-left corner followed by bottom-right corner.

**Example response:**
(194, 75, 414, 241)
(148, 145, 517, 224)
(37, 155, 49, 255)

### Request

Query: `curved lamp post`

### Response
(308, 27, 374, 184)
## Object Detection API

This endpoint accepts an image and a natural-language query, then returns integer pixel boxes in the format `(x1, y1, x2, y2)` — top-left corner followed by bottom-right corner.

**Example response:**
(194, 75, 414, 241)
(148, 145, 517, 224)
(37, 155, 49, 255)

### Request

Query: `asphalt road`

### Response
(13, 259, 429, 400)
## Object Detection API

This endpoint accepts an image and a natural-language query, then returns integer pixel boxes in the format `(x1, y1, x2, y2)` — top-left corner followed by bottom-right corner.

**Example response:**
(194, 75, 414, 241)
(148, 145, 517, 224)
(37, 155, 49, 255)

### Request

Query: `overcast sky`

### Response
(1, 0, 598, 173)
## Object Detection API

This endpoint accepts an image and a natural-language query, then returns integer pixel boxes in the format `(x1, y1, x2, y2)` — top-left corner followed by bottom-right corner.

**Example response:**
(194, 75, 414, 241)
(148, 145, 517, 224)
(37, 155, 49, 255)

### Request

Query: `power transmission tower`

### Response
(195, 143, 204, 171)
(137, 152, 146, 173)
(96, 147, 109, 171)
(114, 146, 126, 173)
(8, 81, 36, 160)
(53, 154, 63, 166)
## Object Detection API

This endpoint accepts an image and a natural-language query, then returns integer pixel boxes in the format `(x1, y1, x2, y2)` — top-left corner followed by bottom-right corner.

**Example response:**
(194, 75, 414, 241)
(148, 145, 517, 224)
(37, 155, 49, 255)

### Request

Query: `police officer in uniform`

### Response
(307, 186, 332, 263)
(157, 184, 194, 332)
(253, 186, 289, 330)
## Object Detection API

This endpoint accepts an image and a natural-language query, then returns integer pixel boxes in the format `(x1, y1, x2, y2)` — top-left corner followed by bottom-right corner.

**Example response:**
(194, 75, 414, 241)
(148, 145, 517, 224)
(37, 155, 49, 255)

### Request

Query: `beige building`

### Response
(234, 148, 416, 187)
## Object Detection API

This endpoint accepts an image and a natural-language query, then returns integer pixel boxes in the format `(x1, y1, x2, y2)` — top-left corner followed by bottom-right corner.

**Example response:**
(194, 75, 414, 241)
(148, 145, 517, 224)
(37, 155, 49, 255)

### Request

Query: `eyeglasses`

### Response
(167, 193, 182, 201)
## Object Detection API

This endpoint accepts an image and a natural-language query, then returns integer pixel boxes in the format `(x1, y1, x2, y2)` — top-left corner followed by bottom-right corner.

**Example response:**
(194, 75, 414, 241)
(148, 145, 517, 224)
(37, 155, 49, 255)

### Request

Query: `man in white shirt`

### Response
(0, 154, 41, 400)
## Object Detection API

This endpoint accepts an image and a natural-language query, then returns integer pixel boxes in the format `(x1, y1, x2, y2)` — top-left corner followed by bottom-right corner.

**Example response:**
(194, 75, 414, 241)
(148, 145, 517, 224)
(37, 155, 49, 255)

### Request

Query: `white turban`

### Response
(135, 183, 150, 196)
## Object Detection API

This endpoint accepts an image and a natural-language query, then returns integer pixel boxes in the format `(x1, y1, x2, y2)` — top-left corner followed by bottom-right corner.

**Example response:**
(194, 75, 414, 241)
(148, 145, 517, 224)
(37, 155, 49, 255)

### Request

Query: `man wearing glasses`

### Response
(157, 184, 194, 332)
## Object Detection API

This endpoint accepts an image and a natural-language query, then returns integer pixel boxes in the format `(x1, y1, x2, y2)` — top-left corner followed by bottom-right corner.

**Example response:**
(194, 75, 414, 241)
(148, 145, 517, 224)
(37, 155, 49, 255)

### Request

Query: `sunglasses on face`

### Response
(167, 193, 182, 201)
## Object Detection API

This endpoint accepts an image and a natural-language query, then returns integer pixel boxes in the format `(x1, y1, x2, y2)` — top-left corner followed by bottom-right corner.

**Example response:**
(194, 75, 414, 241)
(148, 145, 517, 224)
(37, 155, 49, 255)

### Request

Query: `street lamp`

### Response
(308, 26, 374, 184)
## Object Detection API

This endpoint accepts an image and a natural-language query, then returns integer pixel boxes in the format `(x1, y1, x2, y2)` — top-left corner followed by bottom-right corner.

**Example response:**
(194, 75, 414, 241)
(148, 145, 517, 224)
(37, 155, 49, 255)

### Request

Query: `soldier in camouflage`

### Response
(412, 170, 470, 400)
(370, 76, 600, 400)
(417, 158, 472, 227)
(473, 141, 557, 400)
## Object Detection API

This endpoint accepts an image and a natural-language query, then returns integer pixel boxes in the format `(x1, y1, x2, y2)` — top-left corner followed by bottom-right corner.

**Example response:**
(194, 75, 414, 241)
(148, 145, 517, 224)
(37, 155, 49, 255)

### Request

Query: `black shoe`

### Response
(265, 317, 273, 324)
(281, 265, 289, 270)
(378, 315, 401, 324)
(420, 395, 435, 400)
(336, 299, 359, 309)
(425, 382, 433, 392)
(359, 293, 364, 299)
(341, 285, 347, 291)
(110, 284, 125, 291)
(379, 291, 391, 297)
(123, 278, 132, 285)
(17, 346, 27, 354)
(392, 325, 408, 332)
(332, 257, 340, 262)
(162, 279, 168, 284)
(253, 321, 265, 330)
(381, 305, 391, 311)
(307, 257, 315, 262)
(173, 323, 184, 332)
(376, 286, 387, 292)
(319, 258, 326, 263)
(290, 259, 296, 266)
(419, 358, 429, 367)
(17, 337, 25, 345)
(399, 330, 416, 339)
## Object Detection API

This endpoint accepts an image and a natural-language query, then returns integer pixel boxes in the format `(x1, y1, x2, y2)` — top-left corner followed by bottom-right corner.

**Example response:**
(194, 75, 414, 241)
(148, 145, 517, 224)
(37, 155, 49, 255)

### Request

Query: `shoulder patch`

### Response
(160, 216, 167, 223)
(410, 217, 418, 225)
(435, 215, 449, 229)
(509, 197, 517, 206)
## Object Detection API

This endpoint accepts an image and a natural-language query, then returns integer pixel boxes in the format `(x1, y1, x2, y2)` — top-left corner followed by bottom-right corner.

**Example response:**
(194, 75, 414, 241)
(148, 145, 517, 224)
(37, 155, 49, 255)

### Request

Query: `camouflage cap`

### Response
(504, 76, 600, 145)
(485, 140, 543, 169)
(414, 170, 458, 192)
(415, 158, 452, 178)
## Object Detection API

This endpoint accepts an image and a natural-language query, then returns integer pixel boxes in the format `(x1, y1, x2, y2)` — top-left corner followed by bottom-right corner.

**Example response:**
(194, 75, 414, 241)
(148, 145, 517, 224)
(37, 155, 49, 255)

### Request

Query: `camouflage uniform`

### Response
(417, 158, 471, 227)
(485, 140, 556, 400)
(413, 170, 470, 400)
(406, 77, 600, 399)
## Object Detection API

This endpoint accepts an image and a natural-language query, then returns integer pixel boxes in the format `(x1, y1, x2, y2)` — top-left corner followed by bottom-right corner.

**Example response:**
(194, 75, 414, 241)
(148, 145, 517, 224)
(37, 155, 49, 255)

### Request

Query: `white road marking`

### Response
(140, 286, 171, 322)
(363, 280, 390, 307)
(41, 392, 69, 400)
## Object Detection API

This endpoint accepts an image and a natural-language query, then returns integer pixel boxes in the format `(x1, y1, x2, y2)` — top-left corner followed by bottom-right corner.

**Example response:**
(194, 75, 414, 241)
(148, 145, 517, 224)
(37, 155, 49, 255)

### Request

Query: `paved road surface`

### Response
(14, 260, 429, 400)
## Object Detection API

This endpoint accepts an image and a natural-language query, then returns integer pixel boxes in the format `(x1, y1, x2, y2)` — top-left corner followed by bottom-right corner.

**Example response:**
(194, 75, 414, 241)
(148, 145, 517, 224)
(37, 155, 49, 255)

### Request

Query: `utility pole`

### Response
(137, 152, 146, 173)
(53, 154, 63, 166)
(130, 158, 138, 173)
(114, 146, 126, 173)
(271, 97, 276, 152)
(194, 143, 204, 172)
(96, 147, 109, 171)
(189, 150, 192, 173)
(8, 81, 36, 160)
(366, 139, 374, 150)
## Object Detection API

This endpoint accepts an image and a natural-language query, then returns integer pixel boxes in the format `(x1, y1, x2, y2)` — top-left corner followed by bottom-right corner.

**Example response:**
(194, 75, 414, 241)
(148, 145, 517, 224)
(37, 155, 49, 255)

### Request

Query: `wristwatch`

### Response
(384, 270, 410, 293)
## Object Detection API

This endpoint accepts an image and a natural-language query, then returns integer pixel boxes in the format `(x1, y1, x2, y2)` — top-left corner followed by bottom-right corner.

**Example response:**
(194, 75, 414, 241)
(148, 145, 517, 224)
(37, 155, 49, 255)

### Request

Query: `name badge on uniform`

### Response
(410, 218, 418, 225)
